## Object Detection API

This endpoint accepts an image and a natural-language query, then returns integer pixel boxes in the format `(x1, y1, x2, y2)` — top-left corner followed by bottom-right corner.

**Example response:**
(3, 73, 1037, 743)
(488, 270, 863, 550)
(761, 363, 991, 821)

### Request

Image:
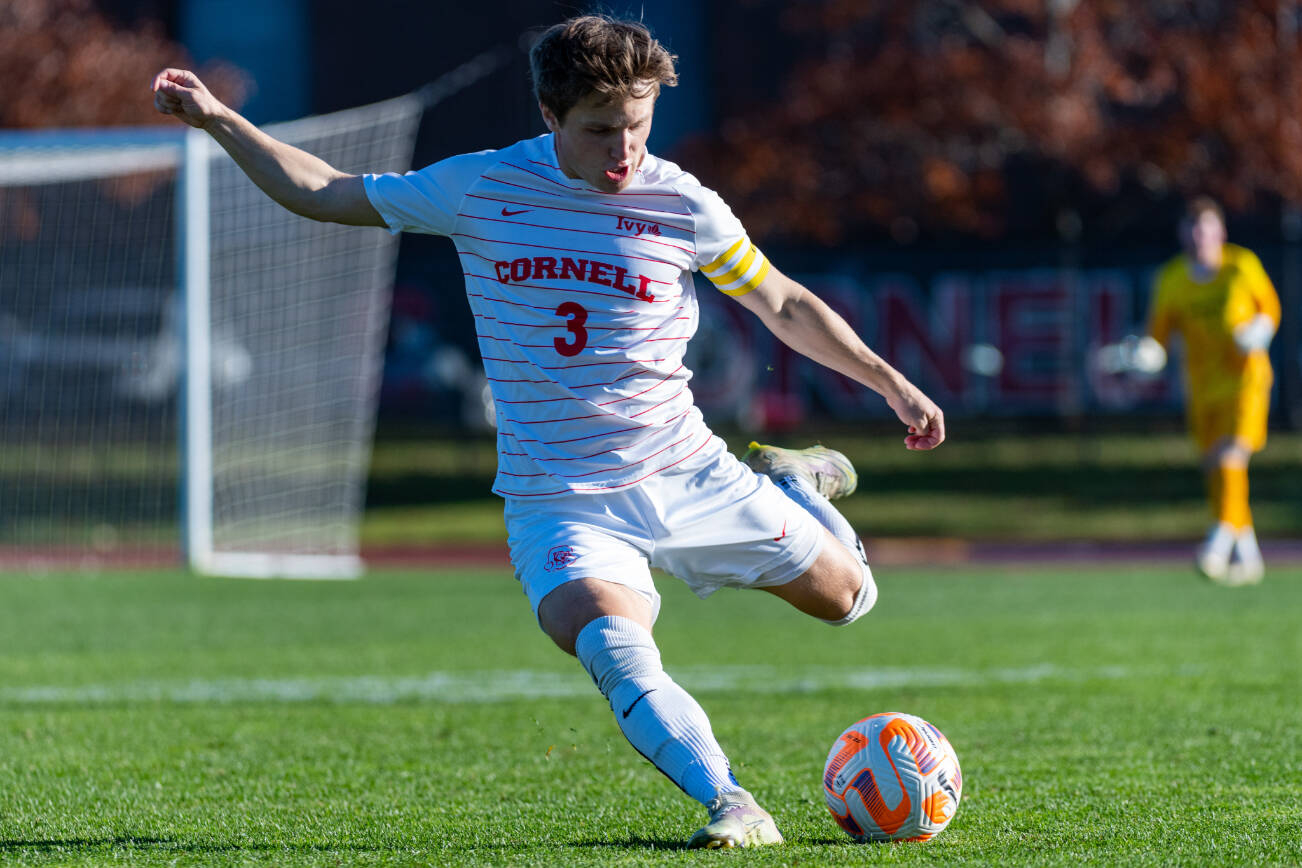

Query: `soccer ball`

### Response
(822, 711, 962, 842)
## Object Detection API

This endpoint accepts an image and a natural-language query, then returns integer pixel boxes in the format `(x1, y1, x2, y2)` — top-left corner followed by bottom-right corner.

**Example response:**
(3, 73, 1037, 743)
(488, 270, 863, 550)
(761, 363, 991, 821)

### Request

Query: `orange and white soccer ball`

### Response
(822, 711, 963, 842)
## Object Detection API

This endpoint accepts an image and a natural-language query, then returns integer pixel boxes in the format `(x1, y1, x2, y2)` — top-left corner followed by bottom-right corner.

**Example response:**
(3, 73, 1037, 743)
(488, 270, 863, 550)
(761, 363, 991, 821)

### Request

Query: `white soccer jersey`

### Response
(363, 134, 770, 497)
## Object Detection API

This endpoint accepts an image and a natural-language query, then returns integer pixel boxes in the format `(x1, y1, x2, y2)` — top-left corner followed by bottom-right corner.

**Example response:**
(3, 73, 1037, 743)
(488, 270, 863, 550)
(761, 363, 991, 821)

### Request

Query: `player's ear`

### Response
(539, 102, 561, 134)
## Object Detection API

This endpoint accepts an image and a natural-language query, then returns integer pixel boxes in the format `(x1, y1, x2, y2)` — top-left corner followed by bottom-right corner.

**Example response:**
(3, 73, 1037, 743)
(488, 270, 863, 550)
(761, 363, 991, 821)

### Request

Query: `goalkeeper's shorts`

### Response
(1188, 368, 1272, 453)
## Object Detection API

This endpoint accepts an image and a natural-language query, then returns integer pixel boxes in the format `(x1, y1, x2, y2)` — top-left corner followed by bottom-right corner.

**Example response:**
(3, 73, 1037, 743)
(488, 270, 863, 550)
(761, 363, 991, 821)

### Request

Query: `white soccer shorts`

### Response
(504, 436, 826, 623)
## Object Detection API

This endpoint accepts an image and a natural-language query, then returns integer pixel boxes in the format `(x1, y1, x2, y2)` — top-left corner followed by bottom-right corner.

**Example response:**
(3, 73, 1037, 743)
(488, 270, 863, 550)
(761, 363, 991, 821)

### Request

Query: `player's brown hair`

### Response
(530, 15, 678, 121)
(1184, 196, 1225, 226)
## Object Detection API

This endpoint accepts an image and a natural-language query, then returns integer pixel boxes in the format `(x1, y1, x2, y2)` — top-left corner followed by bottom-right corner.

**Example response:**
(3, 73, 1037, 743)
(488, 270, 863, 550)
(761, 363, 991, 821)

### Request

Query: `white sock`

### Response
(1201, 521, 1236, 562)
(574, 616, 742, 806)
(773, 474, 865, 561)
(1234, 526, 1263, 565)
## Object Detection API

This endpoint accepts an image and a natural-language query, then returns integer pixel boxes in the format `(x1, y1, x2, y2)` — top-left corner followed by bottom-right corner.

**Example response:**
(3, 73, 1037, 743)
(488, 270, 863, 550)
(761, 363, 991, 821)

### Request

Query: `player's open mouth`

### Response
(605, 165, 629, 184)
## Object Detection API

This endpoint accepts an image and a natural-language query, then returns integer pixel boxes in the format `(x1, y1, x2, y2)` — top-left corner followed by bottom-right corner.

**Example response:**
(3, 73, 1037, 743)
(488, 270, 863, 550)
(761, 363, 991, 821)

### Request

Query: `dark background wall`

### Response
(86, 0, 1302, 430)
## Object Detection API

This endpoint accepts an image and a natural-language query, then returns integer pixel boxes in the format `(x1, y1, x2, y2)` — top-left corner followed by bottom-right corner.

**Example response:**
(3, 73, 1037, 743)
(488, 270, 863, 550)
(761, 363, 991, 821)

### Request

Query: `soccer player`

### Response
(1144, 197, 1280, 585)
(152, 15, 944, 848)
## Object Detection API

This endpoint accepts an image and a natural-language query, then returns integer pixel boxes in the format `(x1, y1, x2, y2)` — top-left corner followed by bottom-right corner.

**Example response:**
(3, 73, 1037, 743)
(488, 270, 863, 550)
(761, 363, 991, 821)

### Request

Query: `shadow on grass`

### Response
(0, 836, 395, 854)
(571, 835, 861, 850)
(572, 836, 684, 850)
(1, 837, 174, 850)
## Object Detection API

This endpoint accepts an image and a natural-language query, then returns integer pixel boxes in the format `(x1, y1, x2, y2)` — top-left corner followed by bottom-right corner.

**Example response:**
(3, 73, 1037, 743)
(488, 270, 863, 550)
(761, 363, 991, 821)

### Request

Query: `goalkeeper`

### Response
(1140, 197, 1280, 585)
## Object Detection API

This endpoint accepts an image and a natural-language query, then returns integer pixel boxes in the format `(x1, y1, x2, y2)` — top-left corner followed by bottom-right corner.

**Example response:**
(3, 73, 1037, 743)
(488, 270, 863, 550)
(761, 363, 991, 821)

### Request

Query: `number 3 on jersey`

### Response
(554, 301, 588, 357)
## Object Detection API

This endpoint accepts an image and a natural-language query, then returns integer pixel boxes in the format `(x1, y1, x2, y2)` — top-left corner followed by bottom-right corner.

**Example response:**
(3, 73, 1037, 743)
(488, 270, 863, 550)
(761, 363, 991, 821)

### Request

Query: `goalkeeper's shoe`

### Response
(1225, 527, 1265, 586)
(1195, 545, 1231, 584)
(686, 789, 784, 850)
(1194, 522, 1234, 584)
(1225, 557, 1265, 586)
(742, 441, 858, 500)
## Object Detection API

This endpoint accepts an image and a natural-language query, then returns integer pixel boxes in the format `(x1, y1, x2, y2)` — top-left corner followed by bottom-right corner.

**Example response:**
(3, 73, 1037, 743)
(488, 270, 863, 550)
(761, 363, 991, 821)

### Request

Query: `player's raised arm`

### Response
(732, 264, 945, 450)
(151, 69, 385, 228)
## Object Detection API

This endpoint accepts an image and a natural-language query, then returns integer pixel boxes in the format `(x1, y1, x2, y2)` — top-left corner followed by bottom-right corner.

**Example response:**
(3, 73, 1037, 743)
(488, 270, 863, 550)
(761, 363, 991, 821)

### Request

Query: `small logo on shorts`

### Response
(544, 545, 579, 572)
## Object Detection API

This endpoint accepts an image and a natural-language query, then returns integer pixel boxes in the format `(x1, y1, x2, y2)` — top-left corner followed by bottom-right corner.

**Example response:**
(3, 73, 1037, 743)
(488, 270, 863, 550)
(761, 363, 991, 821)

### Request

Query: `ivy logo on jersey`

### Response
(543, 545, 580, 572)
(615, 215, 662, 237)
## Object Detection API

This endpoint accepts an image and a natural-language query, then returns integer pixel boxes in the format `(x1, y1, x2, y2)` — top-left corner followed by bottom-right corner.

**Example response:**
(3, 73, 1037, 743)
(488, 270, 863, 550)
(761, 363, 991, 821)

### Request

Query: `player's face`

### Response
(542, 90, 656, 193)
(1183, 210, 1226, 266)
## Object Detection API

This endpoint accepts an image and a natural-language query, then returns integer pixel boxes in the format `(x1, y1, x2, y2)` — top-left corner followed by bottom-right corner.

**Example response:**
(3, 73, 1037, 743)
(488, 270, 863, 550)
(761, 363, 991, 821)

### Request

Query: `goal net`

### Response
(0, 131, 181, 569)
(0, 95, 422, 578)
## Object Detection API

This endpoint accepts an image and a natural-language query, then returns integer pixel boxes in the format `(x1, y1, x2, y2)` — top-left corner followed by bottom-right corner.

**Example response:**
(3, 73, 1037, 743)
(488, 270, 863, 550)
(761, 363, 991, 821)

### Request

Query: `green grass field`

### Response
(1, 563, 1299, 866)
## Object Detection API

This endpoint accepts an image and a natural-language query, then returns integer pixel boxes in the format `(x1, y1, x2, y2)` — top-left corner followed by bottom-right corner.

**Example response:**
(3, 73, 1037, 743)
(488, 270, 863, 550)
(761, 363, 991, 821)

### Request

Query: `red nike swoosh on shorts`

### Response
(501, 207, 530, 216)
(774, 521, 787, 542)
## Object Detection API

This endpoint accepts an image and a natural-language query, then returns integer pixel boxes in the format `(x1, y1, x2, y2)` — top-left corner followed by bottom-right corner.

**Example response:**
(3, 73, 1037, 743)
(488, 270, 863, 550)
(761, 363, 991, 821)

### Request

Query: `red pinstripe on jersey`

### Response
(452, 232, 687, 271)
(485, 168, 697, 211)
(491, 430, 714, 497)
(464, 193, 694, 237)
(462, 213, 694, 256)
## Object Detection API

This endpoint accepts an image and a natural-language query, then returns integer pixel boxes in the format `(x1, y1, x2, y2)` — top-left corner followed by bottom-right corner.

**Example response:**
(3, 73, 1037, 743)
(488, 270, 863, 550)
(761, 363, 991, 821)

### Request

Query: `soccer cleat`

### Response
(1195, 547, 1231, 584)
(1194, 522, 1235, 584)
(686, 789, 784, 850)
(1224, 558, 1264, 586)
(1225, 527, 1265, 586)
(742, 441, 858, 500)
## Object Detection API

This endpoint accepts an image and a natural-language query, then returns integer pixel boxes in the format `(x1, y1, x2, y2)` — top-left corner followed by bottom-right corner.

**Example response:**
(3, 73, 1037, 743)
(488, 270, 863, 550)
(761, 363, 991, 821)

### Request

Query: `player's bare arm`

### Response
(734, 265, 945, 451)
(151, 68, 384, 227)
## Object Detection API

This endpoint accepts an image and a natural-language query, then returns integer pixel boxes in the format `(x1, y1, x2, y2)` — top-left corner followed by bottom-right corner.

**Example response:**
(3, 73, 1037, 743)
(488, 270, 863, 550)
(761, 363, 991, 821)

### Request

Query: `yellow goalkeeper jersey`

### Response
(1147, 244, 1281, 400)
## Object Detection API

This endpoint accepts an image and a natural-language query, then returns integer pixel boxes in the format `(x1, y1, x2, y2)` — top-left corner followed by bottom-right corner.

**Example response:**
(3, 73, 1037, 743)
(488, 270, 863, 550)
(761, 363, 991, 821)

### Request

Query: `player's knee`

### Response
(574, 615, 662, 699)
(538, 578, 653, 656)
(822, 562, 877, 627)
(764, 544, 874, 623)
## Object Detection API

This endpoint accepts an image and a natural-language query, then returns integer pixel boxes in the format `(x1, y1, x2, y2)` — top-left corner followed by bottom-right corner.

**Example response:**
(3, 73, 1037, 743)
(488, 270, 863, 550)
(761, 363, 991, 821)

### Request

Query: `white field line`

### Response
(0, 663, 1202, 707)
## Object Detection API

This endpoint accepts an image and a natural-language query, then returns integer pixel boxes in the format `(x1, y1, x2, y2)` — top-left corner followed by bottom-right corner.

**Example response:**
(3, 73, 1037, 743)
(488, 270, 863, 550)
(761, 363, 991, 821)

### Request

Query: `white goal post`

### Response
(0, 95, 422, 579)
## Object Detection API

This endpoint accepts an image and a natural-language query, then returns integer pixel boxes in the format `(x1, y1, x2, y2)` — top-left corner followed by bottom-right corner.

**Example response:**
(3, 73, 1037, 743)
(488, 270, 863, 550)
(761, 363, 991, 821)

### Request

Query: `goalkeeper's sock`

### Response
(1201, 521, 1236, 559)
(575, 616, 743, 807)
(1213, 464, 1252, 530)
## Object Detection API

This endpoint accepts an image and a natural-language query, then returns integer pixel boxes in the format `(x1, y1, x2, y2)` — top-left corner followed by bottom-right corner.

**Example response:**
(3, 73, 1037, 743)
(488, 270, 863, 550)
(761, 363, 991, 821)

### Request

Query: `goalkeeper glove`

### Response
(1233, 314, 1276, 353)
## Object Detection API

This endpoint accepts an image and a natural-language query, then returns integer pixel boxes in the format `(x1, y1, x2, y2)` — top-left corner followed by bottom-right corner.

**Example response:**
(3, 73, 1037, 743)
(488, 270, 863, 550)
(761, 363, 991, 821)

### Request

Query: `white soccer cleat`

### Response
(686, 789, 784, 850)
(1195, 547, 1231, 583)
(742, 441, 858, 500)
(1225, 527, 1265, 586)
(1195, 522, 1235, 585)
(1225, 558, 1264, 586)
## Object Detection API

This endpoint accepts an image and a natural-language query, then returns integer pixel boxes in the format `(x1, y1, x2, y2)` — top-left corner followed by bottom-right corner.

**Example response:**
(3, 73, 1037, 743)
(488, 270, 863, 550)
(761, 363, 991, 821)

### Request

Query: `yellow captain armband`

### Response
(700, 237, 771, 296)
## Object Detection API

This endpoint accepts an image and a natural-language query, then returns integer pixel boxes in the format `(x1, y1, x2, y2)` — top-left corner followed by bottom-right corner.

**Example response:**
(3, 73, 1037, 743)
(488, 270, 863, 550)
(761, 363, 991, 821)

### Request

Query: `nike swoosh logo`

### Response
(773, 520, 787, 542)
(622, 688, 656, 718)
(501, 207, 530, 216)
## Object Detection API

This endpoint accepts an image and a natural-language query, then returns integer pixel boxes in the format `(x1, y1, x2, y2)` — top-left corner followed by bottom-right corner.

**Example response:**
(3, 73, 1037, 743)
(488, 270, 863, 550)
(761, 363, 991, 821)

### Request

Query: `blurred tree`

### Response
(0, 0, 248, 128)
(684, 0, 1302, 245)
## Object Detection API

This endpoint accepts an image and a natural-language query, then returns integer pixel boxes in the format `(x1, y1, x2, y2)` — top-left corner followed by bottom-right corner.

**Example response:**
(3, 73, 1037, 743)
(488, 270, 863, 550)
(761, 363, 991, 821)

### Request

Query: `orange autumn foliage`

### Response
(685, 0, 1302, 244)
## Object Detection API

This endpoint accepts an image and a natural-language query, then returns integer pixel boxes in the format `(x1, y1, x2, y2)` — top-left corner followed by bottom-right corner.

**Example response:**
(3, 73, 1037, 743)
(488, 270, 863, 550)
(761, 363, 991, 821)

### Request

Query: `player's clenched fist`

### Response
(152, 69, 225, 129)
(888, 384, 945, 451)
